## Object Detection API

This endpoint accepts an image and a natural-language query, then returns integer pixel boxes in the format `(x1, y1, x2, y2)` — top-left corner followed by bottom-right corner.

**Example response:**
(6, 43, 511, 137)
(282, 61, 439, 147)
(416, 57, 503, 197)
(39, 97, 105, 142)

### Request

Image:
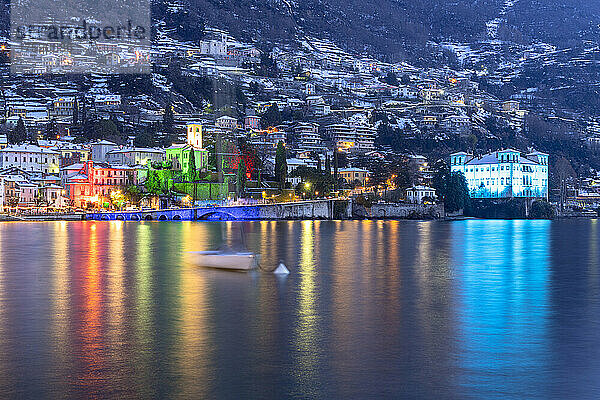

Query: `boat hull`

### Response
(188, 251, 259, 271)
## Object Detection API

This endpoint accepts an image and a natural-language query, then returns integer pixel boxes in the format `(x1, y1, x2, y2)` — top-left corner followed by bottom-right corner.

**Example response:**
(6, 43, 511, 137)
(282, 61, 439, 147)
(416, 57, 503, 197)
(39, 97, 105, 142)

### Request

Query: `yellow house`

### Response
(339, 167, 370, 185)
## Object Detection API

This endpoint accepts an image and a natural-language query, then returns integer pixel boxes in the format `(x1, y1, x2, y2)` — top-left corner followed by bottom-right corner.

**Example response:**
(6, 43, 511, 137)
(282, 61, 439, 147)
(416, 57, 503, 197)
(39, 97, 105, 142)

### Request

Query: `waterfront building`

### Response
(16, 182, 37, 207)
(0, 144, 60, 175)
(450, 149, 549, 199)
(165, 144, 209, 171)
(406, 186, 437, 204)
(285, 158, 315, 186)
(39, 141, 91, 167)
(62, 161, 138, 208)
(39, 184, 69, 208)
(339, 167, 370, 185)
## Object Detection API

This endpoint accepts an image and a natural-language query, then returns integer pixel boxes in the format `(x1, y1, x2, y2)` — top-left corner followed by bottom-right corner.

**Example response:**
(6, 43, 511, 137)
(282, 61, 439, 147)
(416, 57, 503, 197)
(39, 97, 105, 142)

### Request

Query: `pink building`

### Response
(62, 161, 138, 208)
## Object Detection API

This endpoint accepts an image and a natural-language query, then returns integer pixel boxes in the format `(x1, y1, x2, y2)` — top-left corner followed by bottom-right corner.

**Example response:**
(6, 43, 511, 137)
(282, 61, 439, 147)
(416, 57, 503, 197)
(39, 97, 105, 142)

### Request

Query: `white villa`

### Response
(450, 149, 549, 199)
(0, 144, 60, 175)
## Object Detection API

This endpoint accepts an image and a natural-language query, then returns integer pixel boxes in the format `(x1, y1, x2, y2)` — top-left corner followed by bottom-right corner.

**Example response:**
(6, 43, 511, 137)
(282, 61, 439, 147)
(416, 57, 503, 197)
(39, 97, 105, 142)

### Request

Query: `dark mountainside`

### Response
(2, 0, 599, 61)
(168, 0, 600, 62)
(182, 0, 500, 60)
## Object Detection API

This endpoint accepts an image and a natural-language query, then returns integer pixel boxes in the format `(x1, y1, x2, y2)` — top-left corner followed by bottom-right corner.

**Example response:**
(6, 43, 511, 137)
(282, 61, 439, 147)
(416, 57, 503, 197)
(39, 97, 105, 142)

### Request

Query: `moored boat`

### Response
(187, 250, 259, 271)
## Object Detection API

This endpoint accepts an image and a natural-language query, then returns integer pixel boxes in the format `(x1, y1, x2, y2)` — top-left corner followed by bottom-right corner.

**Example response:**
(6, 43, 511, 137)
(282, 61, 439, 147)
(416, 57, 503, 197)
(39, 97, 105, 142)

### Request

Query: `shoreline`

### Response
(1, 213, 596, 222)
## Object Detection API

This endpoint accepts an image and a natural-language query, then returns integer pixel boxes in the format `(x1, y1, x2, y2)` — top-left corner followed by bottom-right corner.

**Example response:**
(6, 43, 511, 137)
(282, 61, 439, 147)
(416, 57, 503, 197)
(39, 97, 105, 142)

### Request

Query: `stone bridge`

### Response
(85, 200, 351, 221)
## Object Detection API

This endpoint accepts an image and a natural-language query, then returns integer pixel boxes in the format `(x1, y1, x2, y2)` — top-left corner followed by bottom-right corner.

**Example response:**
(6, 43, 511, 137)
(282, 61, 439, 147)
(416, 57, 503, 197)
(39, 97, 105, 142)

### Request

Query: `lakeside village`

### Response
(0, 29, 599, 220)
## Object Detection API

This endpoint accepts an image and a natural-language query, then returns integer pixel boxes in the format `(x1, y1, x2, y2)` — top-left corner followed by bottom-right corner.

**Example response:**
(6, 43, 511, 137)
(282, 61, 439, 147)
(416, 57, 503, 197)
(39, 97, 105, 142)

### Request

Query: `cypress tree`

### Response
(187, 148, 197, 181)
(10, 117, 27, 144)
(274, 141, 287, 190)
(236, 158, 247, 197)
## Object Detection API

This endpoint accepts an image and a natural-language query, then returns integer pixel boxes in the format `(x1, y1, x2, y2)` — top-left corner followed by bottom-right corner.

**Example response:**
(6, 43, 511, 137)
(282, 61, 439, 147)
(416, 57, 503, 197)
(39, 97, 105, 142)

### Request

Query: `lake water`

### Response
(0, 219, 599, 399)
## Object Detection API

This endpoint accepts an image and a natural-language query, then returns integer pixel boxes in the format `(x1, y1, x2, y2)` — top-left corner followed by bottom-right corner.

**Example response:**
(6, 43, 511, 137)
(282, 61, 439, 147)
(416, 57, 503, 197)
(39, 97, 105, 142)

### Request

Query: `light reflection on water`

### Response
(0, 219, 599, 399)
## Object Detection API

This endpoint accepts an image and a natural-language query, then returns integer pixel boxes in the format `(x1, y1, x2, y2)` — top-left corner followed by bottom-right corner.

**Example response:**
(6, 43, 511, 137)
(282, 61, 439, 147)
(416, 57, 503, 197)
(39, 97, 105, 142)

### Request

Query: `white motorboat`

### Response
(188, 250, 260, 271)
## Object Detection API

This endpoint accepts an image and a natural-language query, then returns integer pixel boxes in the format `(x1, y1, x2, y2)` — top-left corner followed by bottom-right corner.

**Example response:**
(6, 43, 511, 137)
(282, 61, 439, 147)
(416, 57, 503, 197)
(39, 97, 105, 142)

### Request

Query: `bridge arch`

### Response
(131, 215, 140, 221)
(172, 215, 181, 221)
(159, 215, 167, 221)
(197, 211, 236, 221)
(116, 215, 124, 221)
(144, 215, 153, 221)
(101, 215, 110, 221)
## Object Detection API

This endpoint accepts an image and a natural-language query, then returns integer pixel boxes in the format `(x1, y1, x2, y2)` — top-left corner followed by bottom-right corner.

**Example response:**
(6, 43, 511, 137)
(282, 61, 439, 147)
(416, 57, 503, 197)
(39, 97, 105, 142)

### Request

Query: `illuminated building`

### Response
(292, 123, 323, 151)
(49, 97, 76, 118)
(62, 161, 138, 207)
(165, 144, 209, 171)
(326, 123, 375, 152)
(186, 122, 203, 148)
(450, 149, 549, 199)
(338, 167, 370, 185)
(406, 186, 437, 204)
(105, 147, 165, 167)
(0, 144, 60, 174)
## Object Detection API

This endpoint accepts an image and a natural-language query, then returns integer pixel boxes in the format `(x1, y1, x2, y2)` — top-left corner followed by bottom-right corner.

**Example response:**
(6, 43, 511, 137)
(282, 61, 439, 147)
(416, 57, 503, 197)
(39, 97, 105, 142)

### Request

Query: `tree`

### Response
(433, 160, 470, 214)
(432, 159, 450, 197)
(553, 157, 576, 212)
(163, 102, 175, 137)
(236, 158, 247, 197)
(72, 98, 79, 126)
(275, 141, 287, 190)
(187, 148, 198, 202)
(255, 53, 279, 78)
(124, 185, 143, 206)
(530, 200, 555, 219)
(45, 118, 58, 140)
(145, 170, 162, 196)
(187, 148, 197, 182)
(381, 71, 399, 86)
(9, 117, 27, 144)
(289, 166, 334, 196)
(134, 125, 155, 147)
(260, 104, 281, 128)
(445, 172, 470, 213)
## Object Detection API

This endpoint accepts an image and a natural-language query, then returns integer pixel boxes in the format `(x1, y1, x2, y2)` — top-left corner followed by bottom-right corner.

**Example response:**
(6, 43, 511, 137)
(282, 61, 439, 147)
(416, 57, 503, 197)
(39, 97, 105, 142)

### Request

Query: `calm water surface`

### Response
(0, 219, 599, 399)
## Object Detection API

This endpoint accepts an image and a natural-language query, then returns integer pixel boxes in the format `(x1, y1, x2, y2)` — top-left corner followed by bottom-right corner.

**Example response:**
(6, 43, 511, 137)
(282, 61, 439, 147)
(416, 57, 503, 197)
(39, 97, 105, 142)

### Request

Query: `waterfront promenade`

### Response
(1, 200, 446, 221)
(85, 199, 348, 221)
